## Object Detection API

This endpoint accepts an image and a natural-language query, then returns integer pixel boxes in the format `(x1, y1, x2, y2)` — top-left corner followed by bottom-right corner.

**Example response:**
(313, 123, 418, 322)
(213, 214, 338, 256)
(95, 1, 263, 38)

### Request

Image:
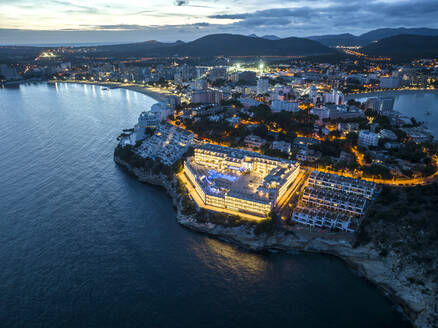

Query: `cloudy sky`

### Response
(1, 0, 438, 44)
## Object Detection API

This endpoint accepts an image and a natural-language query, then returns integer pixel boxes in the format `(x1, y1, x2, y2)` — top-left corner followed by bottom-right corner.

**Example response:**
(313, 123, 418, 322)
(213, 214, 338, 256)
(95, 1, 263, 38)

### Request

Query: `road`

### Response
(275, 169, 307, 210)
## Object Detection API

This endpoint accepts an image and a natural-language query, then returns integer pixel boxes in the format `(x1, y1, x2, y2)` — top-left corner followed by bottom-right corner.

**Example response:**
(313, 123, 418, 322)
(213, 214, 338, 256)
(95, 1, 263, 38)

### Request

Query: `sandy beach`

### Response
(49, 80, 170, 102)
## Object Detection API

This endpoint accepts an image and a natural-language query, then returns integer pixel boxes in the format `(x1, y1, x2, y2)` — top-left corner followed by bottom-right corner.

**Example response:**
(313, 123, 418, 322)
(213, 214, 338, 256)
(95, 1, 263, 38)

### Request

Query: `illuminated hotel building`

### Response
(307, 171, 376, 199)
(184, 144, 300, 217)
(291, 171, 377, 232)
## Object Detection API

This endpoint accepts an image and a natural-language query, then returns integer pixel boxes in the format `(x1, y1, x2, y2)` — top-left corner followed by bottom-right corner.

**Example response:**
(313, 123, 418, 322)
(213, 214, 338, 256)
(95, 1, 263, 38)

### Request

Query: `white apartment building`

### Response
(358, 130, 379, 147)
(193, 78, 208, 90)
(322, 89, 344, 105)
(307, 171, 376, 199)
(135, 111, 160, 140)
(291, 171, 376, 232)
(379, 129, 398, 141)
(292, 206, 357, 232)
(244, 134, 266, 149)
(271, 100, 299, 112)
(311, 107, 330, 121)
(309, 85, 317, 103)
(257, 78, 270, 95)
(271, 141, 291, 154)
(380, 76, 400, 89)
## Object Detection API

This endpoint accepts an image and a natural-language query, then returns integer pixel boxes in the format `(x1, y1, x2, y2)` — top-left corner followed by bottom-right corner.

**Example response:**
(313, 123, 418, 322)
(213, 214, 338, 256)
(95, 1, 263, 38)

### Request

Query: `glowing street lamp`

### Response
(259, 62, 264, 74)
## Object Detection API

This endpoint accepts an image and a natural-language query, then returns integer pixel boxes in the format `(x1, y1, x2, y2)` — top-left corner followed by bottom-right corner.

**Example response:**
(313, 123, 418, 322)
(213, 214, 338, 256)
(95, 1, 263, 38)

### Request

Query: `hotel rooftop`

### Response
(183, 144, 301, 217)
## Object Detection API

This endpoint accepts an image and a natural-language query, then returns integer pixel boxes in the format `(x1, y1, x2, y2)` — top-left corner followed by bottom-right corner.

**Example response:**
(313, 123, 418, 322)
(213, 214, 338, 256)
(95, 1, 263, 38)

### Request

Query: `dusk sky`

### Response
(1, 0, 438, 45)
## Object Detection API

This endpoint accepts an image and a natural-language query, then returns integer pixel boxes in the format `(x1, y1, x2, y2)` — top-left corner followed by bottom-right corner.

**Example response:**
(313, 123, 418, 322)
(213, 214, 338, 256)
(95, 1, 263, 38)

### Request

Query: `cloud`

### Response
(80, 22, 211, 31)
(84, 24, 149, 31)
(174, 0, 189, 6)
(208, 0, 438, 35)
(1, 0, 438, 43)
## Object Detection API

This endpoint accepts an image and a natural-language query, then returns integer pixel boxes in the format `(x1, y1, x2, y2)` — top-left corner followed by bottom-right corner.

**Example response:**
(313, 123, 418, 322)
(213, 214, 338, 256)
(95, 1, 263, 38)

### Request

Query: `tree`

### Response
(347, 99, 361, 107)
(363, 152, 372, 165)
(362, 164, 392, 179)
(346, 132, 358, 146)
(145, 127, 155, 137)
(212, 78, 226, 87)
(318, 156, 332, 167)
(329, 130, 341, 138)
(173, 160, 184, 174)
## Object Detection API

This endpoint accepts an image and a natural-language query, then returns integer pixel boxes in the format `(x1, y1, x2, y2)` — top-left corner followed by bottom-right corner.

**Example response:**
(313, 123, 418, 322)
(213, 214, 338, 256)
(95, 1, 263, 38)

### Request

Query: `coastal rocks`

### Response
(350, 253, 437, 328)
(114, 156, 180, 208)
(177, 216, 436, 327)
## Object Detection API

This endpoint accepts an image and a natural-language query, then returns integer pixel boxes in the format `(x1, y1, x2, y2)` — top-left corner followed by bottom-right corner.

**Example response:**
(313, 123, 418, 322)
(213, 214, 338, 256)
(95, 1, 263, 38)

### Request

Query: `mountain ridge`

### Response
(93, 33, 335, 57)
(362, 34, 438, 58)
(308, 27, 438, 47)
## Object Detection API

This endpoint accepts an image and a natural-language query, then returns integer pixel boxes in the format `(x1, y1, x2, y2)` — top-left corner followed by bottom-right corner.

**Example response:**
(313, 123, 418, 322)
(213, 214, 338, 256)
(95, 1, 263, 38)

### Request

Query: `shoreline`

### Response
(48, 80, 169, 102)
(345, 88, 437, 99)
(114, 154, 437, 328)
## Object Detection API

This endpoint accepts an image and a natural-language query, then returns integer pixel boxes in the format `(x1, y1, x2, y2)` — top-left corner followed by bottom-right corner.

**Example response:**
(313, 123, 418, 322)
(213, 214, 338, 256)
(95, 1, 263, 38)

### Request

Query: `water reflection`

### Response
(352, 90, 438, 137)
(192, 237, 269, 281)
(91, 84, 97, 98)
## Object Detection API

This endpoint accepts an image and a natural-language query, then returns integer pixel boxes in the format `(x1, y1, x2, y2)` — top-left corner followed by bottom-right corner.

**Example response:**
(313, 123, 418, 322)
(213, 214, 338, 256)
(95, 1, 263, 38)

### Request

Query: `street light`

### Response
(259, 62, 264, 74)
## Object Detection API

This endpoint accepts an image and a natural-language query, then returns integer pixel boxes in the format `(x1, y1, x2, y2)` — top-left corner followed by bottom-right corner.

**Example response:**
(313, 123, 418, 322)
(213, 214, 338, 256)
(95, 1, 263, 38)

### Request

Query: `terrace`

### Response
(308, 170, 376, 198)
(291, 206, 358, 232)
(186, 159, 267, 202)
(302, 187, 367, 216)
(183, 144, 302, 218)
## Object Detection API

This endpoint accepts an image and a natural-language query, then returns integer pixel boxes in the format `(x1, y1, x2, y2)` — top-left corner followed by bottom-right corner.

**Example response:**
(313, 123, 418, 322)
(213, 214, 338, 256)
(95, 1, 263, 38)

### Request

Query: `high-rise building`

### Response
(380, 76, 400, 89)
(208, 67, 227, 82)
(0, 64, 21, 80)
(365, 97, 377, 110)
(375, 97, 395, 113)
(135, 112, 160, 140)
(366, 97, 395, 113)
(191, 89, 223, 104)
(322, 89, 344, 105)
(165, 95, 181, 110)
(256, 78, 269, 95)
(309, 86, 317, 103)
(358, 130, 379, 147)
(134, 101, 174, 141)
(237, 71, 257, 84)
(193, 79, 208, 90)
(271, 100, 299, 112)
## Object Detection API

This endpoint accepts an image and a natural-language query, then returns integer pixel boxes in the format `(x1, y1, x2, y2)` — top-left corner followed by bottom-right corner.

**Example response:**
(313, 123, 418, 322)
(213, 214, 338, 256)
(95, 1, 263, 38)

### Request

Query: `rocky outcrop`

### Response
(177, 215, 436, 327)
(115, 154, 436, 328)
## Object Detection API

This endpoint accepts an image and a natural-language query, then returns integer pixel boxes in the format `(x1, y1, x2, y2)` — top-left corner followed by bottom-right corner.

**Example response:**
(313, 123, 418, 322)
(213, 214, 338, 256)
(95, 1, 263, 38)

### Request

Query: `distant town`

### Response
(2, 41, 438, 234)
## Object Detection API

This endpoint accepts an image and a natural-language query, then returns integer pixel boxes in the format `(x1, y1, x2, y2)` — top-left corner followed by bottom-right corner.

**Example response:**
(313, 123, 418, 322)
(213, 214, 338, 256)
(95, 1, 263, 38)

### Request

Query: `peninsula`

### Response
(114, 86, 437, 328)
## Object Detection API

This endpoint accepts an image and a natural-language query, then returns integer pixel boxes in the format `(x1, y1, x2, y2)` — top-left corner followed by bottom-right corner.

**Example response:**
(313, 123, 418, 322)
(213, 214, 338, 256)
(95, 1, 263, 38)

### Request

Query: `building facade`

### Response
(183, 144, 300, 217)
(191, 89, 223, 104)
(291, 171, 376, 232)
(257, 78, 269, 95)
(358, 130, 379, 147)
(271, 100, 299, 112)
